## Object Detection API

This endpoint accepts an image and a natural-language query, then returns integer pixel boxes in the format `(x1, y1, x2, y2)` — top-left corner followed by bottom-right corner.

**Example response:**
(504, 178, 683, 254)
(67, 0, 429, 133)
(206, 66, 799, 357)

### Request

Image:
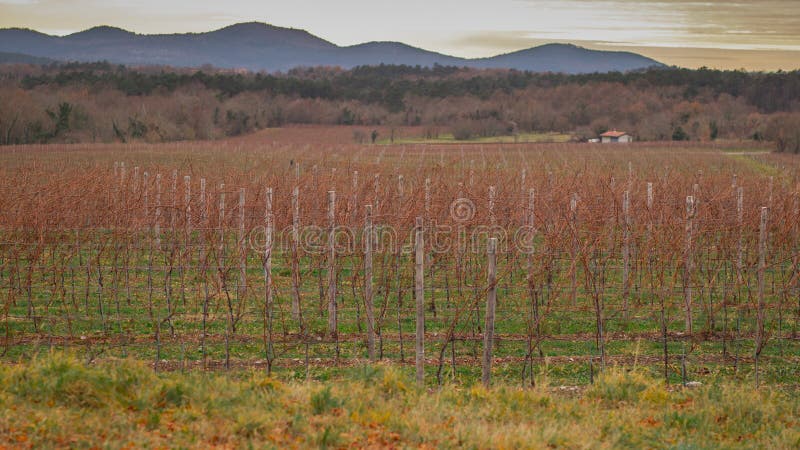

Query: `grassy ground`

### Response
(0, 352, 797, 449)
(4, 246, 799, 387)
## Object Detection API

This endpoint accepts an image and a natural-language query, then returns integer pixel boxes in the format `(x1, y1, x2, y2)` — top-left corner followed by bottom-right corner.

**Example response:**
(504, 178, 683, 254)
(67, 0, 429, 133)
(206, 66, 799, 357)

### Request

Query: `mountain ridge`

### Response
(0, 22, 665, 73)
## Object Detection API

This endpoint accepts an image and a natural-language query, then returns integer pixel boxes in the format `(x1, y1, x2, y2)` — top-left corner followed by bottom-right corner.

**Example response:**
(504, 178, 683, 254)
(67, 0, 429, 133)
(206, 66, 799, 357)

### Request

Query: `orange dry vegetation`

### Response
(0, 130, 797, 385)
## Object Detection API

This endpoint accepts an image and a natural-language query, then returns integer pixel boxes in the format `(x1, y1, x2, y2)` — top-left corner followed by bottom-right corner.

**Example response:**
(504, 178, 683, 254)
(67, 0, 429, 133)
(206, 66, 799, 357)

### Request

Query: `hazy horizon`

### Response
(1, 0, 798, 71)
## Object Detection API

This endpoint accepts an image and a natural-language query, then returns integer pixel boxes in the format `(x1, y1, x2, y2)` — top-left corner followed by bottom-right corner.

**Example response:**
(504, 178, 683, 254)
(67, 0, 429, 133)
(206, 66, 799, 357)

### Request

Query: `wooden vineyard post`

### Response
(482, 237, 498, 388)
(238, 188, 247, 299)
(184, 176, 191, 231)
(219, 184, 231, 369)
(264, 187, 275, 374)
(737, 187, 744, 276)
(155, 174, 162, 247)
(527, 188, 536, 272)
(622, 190, 631, 320)
(755, 206, 768, 387)
(396, 174, 405, 362)
(200, 178, 207, 224)
(684, 196, 695, 334)
(646, 183, 653, 226)
(291, 186, 302, 323)
(199, 177, 208, 368)
(171, 170, 177, 230)
(352, 171, 359, 222)
(364, 205, 376, 361)
(733, 186, 744, 370)
(143, 172, 150, 223)
(219, 184, 226, 263)
(525, 187, 538, 385)
(424, 177, 436, 317)
(118, 163, 126, 225)
(327, 191, 337, 337)
(415, 217, 425, 386)
(154, 173, 165, 365)
(199, 178, 207, 270)
(646, 183, 654, 273)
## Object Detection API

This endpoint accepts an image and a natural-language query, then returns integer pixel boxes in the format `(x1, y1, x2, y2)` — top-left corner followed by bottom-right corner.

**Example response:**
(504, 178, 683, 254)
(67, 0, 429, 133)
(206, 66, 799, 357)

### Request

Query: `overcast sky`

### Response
(1, 0, 799, 71)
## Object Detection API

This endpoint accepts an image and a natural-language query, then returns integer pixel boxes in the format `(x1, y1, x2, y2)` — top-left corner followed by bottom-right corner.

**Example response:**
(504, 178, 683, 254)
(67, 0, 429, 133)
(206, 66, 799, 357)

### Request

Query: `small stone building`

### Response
(600, 130, 633, 143)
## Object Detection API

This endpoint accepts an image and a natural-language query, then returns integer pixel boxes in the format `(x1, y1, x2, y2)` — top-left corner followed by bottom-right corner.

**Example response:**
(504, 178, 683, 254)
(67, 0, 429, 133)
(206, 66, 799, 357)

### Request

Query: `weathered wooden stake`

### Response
(622, 190, 631, 319)
(684, 196, 695, 334)
(482, 237, 498, 387)
(291, 186, 301, 322)
(737, 187, 744, 275)
(415, 216, 425, 386)
(755, 206, 768, 387)
(143, 172, 150, 221)
(364, 205, 376, 361)
(646, 182, 654, 235)
(155, 174, 162, 247)
(200, 178, 207, 224)
(352, 170, 359, 224)
(264, 187, 275, 373)
(171, 170, 177, 229)
(327, 191, 337, 335)
(184, 176, 191, 231)
(239, 188, 247, 297)
(219, 183, 226, 277)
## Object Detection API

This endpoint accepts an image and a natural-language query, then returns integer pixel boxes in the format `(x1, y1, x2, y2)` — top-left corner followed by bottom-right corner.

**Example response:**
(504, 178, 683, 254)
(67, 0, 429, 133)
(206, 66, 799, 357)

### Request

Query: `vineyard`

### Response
(1, 129, 798, 388)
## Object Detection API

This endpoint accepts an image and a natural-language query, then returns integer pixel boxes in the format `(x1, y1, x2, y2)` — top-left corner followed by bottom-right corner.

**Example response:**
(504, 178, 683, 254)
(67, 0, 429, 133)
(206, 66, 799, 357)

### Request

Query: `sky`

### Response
(1, 0, 799, 71)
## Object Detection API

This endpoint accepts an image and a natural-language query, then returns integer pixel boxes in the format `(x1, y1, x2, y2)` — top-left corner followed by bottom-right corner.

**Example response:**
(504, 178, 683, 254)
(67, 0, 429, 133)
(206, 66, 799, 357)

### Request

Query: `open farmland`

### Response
(0, 127, 799, 447)
(0, 127, 796, 388)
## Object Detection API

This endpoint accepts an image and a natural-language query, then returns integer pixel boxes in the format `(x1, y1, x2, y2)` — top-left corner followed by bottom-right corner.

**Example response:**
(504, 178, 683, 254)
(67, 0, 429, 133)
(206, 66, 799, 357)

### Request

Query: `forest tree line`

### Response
(1, 62, 799, 151)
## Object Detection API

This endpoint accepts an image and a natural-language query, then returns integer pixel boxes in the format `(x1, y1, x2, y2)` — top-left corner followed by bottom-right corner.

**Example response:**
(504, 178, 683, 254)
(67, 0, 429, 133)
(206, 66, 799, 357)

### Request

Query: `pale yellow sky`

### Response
(1, 0, 799, 71)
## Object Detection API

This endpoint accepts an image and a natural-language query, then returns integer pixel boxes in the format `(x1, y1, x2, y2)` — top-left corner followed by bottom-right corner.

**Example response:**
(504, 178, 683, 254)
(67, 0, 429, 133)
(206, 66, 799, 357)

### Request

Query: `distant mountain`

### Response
(0, 22, 664, 73)
(471, 44, 664, 73)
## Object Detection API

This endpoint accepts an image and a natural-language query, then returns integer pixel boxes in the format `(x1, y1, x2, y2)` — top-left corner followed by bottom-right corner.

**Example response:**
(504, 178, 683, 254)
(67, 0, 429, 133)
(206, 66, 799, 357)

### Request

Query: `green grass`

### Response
(3, 237, 798, 387)
(727, 153, 785, 178)
(0, 352, 797, 449)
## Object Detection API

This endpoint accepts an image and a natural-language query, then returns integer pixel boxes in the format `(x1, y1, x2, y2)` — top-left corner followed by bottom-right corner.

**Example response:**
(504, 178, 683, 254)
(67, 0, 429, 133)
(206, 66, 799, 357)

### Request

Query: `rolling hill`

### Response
(0, 22, 664, 73)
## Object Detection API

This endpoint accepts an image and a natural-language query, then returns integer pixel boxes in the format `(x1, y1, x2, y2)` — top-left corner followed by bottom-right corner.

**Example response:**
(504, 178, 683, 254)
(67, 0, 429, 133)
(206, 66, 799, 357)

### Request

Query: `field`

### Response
(0, 126, 798, 447)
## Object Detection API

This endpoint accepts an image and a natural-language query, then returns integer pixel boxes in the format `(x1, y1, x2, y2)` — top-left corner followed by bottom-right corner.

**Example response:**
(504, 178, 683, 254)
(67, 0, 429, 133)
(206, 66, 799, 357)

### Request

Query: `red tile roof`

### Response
(600, 130, 629, 138)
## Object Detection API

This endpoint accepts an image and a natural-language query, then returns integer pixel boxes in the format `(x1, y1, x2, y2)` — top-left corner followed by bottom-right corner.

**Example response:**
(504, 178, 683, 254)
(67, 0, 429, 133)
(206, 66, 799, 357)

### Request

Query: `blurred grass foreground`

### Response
(0, 352, 798, 449)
